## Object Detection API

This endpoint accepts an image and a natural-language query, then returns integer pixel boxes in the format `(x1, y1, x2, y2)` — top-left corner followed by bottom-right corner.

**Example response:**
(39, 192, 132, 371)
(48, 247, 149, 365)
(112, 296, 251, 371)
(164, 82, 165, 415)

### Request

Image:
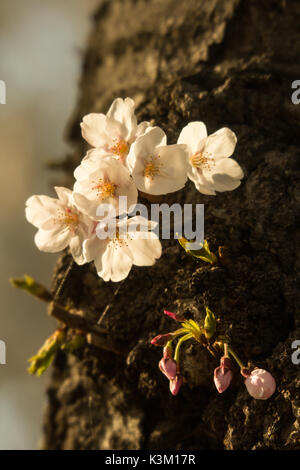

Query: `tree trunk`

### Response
(41, 0, 300, 450)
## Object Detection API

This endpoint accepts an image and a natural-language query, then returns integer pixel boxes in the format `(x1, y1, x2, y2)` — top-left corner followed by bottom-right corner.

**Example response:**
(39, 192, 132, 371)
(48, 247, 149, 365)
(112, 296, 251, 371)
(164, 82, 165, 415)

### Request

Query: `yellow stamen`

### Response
(144, 156, 161, 180)
(92, 180, 117, 200)
(190, 151, 214, 170)
(54, 207, 79, 234)
(109, 138, 130, 160)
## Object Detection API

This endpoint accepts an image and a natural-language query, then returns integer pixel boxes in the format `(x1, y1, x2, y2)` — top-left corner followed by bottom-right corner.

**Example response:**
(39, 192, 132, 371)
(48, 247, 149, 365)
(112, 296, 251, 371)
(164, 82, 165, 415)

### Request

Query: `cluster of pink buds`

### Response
(151, 308, 276, 400)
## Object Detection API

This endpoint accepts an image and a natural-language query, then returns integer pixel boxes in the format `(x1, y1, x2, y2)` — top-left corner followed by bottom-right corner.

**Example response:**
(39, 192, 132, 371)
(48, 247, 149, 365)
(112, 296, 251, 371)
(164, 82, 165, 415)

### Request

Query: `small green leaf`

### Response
(61, 334, 85, 352)
(178, 237, 218, 264)
(204, 307, 216, 339)
(28, 329, 65, 376)
(10, 275, 52, 302)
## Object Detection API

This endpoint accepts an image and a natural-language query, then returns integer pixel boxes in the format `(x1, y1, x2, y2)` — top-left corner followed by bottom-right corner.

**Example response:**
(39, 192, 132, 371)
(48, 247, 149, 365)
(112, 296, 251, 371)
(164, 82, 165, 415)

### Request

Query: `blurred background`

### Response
(0, 0, 99, 449)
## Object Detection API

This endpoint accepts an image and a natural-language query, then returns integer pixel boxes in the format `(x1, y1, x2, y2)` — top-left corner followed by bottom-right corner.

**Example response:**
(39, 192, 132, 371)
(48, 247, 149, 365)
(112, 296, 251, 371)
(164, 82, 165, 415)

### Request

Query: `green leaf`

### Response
(178, 237, 218, 264)
(27, 329, 65, 376)
(61, 334, 85, 352)
(204, 307, 216, 339)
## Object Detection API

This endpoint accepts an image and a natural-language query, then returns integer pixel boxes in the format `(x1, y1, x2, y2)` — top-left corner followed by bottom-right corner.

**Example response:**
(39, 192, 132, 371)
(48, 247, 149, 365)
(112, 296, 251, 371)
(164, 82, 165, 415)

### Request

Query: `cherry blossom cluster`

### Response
(151, 309, 276, 400)
(25, 97, 243, 282)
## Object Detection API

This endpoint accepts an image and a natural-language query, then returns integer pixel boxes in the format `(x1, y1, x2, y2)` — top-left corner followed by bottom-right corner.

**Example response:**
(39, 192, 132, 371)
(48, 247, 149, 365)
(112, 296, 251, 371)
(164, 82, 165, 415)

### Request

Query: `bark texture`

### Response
(42, 0, 300, 450)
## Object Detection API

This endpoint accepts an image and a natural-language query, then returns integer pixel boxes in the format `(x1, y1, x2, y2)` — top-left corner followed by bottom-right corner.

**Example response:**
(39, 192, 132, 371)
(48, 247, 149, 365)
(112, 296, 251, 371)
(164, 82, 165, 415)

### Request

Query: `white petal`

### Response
(135, 121, 151, 139)
(203, 127, 237, 160)
(83, 235, 108, 263)
(25, 195, 62, 229)
(177, 121, 207, 155)
(54, 186, 73, 206)
(69, 235, 85, 265)
(187, 167, 216, 195)
(34, 227, 71, 253)
(133, 144, 188, 195)
(128, 235, 162, 266)
(208, 158, 244, 192)
(80, 113, 108, 148)
(79, 149, 113, 172)
(95, 242, 133, 282)
(127, 126, 167, 174)
(106, 97, 137, 142)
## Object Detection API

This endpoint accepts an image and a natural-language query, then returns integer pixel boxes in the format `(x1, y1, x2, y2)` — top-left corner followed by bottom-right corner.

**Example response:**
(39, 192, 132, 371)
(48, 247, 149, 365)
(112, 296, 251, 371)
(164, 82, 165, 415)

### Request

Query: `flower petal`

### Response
(95, 242, 133, 282)
(177, 121, 207, 155)
(207, 158, 244, 192)
(134, 144, 188, 195)
(135, 121, 151, 139)
(83, 235, 108, 263)
(203, 127, 237, 160)
(80, 113, 108, 148)
(106, 97, 137, 142)
(128, 235, 162, 266)
(54, 186, 73, 206)
(69, 235, 85, 265)
(188, 168, 217, 195)
(127, 126, 167, 174)
(34, 227, 71, 253)
(25, 195, 62, 229)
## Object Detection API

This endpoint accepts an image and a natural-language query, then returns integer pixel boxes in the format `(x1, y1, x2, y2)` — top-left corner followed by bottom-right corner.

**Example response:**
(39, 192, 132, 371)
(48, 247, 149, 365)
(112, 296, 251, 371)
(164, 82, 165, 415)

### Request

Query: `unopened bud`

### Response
(244, 368, 276, 400)
(159, 356, 177, 380)
(169, 374, 183, 396)
(214, 366, 233, 393)
(213, 356, 233, 393)
(151, 333, 172, 347)
(164, 310, 185, 322)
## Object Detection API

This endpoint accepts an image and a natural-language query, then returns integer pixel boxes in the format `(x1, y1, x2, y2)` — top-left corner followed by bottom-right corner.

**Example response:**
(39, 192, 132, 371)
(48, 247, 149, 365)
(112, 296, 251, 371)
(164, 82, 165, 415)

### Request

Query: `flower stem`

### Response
(174, 333, 193, 364)
(227, 345, 245, 369)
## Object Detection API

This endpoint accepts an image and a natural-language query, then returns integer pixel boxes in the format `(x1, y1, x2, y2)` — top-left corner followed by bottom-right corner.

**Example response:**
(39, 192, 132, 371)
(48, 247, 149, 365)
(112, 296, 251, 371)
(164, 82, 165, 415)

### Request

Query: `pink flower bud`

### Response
(244, 368, 276, 400)
(151, 333, 172, 347)
(164, 310, 185, 322)
(213, 356, 233, 393)
(159, 356, 177, 380)
(169, 374, 183, 396)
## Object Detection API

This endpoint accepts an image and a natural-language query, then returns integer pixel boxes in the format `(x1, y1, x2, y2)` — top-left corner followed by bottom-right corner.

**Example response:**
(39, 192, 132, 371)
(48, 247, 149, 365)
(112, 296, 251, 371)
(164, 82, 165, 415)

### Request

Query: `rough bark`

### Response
(41, 0, 300, 450)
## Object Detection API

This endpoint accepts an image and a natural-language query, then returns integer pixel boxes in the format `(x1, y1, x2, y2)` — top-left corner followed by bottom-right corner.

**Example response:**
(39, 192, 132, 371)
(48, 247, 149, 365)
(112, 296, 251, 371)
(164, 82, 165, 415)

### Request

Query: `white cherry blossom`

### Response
(83, 216, 162, 282)
(127, 127, 188, 195)
(72, 155, 138, 220)
(81, 97, 150, 165)
(25, 187, 95, 265)
(177, 122, 244, 195)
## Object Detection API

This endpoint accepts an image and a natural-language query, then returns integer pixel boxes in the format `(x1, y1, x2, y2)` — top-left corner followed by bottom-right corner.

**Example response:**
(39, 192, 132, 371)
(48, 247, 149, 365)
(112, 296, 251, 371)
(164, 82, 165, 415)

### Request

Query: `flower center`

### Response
(190, 151, 215, 171)
(109, 138, 130, 161)
(55, 207, 79, 234)
(110, 227, 131, 249)
(144, 156, 161, 180)
(92, 179, 118, 200)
